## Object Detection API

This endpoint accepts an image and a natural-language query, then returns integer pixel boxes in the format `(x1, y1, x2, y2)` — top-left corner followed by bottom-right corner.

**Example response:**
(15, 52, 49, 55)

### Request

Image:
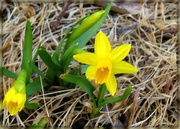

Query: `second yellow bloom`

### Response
(73, 30, 138, 96)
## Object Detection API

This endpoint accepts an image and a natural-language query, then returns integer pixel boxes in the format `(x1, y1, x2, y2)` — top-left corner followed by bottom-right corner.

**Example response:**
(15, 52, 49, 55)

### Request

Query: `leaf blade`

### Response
(60, 43, 78, 72)
(26, 79, 49, 96)
(25, 101, 39, 110)
(98, 86, 132, 107)
(1, 67, 17, 79)
(38, 48, 62, 76)
(29, 60, 46, 79)
(21, 20, 33, 83)
(61, 74, 97, 102)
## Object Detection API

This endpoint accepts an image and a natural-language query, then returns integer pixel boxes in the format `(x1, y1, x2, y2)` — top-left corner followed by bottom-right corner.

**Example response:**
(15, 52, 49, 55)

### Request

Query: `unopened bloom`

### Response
(73, 30, 138, 96)
(65, 10, 105, 50)
(2, 69, 26, 116)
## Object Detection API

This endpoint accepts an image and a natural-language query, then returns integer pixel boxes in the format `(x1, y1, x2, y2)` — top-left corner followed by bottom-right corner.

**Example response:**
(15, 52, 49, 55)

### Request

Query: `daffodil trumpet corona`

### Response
(73, 30, 138, 96)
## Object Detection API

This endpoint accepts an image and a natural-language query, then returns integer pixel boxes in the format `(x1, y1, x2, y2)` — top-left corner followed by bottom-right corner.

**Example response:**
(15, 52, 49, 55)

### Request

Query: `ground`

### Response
(1, 1, 179, 127)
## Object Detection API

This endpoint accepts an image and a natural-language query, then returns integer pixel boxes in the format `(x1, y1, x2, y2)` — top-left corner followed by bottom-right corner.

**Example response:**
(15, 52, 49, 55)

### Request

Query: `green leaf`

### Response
(29, 60, 47, 80)
(98, 86, 132, 107)
(62, 68, 79, 88)
(60, 43, 78, 72)
(25, 101, 39, 110)
(26, 79, 49, 96)
(97, 84, 107, 105)
(51, 52, 61, 66)
(33, 41, 42, 62)
(61, 74, 97, 102)
(46, 68, 55, 85)
(21, 20, 33, 83)
(38, 48, 62, 76)
(1, 67, 17, 79)
(32, 117, 50, 127)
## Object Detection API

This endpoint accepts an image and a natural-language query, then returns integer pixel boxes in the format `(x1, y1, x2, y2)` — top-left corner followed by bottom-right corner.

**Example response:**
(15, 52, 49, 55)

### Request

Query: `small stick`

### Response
(140, 28, 178, 37)
(51, 2, 71, 30)
(116, 22, 138, 35)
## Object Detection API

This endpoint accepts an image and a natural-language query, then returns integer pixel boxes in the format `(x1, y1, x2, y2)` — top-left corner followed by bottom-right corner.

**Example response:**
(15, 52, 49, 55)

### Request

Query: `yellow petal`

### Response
(112, 61, 138, 74)
(95, 30, 111, 58)
(17, 93, 26, 105)
(86, 65, 96, 80)
(73, 52, 99, 65)
(105, 74, 117, 96)
(3, 87, 16, 105)
(109, 44, 131, 64)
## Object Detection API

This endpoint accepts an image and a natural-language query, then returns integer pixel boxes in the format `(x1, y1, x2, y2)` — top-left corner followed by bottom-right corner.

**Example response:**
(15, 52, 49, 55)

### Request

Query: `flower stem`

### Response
(98, 84, 107, 105)
(90, 84, 107, 118)
(90, 106, 101, 118)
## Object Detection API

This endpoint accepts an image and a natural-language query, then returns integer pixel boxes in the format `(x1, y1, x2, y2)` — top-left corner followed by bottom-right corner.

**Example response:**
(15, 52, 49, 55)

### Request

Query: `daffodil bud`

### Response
(2, 69, 27, 116)
(13, 69, 27, 93)
(66, 10, 105, 46)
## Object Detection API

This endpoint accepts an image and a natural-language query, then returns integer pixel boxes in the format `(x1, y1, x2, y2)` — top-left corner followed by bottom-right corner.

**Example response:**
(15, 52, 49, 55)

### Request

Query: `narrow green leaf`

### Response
(38, 48, 62, 76)
(32, 117, 50, 127)
(98, 86, 132, 107)
(51, 52, 61, 66)
(1, 67, 17, 79)
(22, 20, 33, 83)
(33, 41, 42, 62)
(61, 74, 97, 102)
(97, 84, 107, 105)
(46, 68, 55, 85)
(62, 68, 79, 88)
(25, 101, 39, 110)
(29, 60, 47, 79)
(26, 79, 49, 96)
(60, 43, 78, 72)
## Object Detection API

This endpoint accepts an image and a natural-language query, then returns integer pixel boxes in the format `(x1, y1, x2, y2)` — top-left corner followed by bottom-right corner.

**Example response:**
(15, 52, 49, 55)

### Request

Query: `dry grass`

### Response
(1, 2, 178, 128)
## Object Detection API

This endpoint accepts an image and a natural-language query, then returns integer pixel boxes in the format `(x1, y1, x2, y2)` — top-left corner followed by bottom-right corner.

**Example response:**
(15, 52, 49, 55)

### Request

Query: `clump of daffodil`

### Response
(73, 30, 138, 96)
(2, 69, 27, 116)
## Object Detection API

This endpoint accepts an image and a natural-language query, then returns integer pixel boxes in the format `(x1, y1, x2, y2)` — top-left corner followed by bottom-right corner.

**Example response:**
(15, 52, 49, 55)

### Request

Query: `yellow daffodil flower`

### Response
(73, 30, 138, 96)
(2, 69, 26, 116)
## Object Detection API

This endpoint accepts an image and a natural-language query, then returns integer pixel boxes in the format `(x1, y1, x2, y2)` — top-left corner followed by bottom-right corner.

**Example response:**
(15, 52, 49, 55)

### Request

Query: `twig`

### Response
(140, 28, 178, 37)
(51, 2, 71, 30)
(116, 22, 138, 35)
(130, 107, 158, 127)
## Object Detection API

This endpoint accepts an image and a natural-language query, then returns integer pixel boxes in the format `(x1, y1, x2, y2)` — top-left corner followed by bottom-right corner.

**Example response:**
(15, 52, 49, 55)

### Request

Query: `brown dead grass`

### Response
(1, 2, 178, 128)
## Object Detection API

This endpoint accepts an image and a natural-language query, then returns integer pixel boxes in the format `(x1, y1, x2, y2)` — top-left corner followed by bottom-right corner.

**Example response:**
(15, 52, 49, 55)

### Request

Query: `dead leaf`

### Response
(20, 4, 35, 18)
(116, 2, 143, 14)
